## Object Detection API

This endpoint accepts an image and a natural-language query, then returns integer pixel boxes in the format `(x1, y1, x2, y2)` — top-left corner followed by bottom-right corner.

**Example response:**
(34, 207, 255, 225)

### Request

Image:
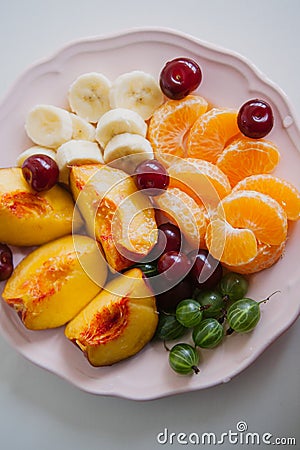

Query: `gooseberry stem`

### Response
(222, 294, 230, 304)
(226, 327, 234, 336)
(258, 290, 281, 305)
(200, 304, 211, 311)
(163, 341, 170, 352)
(192, 365, 200, 374)
(218, 307, 228, 324)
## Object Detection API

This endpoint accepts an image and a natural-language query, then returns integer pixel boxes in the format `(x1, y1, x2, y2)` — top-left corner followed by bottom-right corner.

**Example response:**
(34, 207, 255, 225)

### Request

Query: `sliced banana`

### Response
(56, 139, 104, 184)
(109, 71, 164, 120)
(25, 104, 73, 148)
(103, 133, 153, 174)
(16, 146, 57, 167)
(70, 113, 96, 141)
(68, 72, 111, 123)
(95, 107, 147, 149)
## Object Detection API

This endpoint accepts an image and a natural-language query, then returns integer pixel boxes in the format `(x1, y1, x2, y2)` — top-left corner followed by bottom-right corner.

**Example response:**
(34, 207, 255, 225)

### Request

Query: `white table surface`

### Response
(1, 1, 299, 449)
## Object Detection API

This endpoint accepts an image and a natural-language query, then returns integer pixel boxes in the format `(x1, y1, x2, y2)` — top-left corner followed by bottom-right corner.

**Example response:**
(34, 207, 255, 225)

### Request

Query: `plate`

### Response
(0, 27, 300, 400)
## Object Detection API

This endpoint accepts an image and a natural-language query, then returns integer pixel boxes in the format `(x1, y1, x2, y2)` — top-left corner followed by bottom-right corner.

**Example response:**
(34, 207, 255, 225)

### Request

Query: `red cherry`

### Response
(22, 154, 59, 192)
(237, 99, 274, 139)
(158, 222, 182, 252)
(160, 57, 202, 100)
(157, 251, 191, 283)
(134, 159, 169, 196)
(189, 249, 223, 290)
(156, 279, 194, 312)
(0, 243, 13, 281)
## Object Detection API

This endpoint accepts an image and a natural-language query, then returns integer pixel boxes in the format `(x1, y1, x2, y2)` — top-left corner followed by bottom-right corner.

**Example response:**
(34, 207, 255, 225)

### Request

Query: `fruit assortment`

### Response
(0, 56, 300, 375)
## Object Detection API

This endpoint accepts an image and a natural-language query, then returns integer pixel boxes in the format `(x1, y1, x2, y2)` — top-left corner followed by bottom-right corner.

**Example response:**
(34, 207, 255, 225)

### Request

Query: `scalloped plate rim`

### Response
(0, 27, 299, 400)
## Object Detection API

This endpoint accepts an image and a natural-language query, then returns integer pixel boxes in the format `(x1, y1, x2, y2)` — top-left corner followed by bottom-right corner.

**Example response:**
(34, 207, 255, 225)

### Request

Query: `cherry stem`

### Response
(258, 290, 281, 305)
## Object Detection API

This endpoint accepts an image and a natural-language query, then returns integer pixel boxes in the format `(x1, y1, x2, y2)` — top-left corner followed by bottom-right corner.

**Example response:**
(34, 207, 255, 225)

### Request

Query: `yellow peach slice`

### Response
(0, 167, 82, 246)
(65, 268, 158, 366)
(70, 164, 158, 272)
(2, 235, 107, 330)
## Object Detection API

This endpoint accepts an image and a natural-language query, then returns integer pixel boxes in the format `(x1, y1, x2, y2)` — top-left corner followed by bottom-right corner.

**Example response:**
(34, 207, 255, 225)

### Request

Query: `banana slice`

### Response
(25, 104, 73, 148)
(95, 108, 147, 148)
(56, 140, 104, 184)
(103, 133, 153, 174)
(68, 72, 111, 123)
(16, 146, 57, 167)
(70, 113, 96, 141)
(109, 71, 164, 120)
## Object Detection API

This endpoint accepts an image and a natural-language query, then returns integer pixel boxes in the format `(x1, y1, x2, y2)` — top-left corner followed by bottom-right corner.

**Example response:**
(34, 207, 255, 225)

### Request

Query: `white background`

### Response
(0, 1, 299, 449)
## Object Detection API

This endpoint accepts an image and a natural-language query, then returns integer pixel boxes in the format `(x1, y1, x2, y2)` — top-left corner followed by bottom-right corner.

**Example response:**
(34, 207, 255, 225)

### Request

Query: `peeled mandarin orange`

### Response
(218, 190, 288, 246)
(153, 187, 208, 249)
(233, 174, 300, 221)
(216, 137, 280, 186)
(168, 158, 231, 210)
(147, 95, 208, 166)
(223, 241, 285, 274)
(205, 218, 258, 266)
(186, 108, 240, 163)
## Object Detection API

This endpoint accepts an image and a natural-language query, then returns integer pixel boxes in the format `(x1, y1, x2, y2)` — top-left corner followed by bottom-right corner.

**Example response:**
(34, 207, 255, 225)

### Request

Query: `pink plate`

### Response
(0, 27, 299, 400)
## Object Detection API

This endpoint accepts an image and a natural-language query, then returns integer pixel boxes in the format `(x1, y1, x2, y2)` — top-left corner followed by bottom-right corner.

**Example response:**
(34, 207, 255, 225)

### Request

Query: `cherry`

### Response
(133, 159, 169, 196)
(155, 278, 194, 312)
(0, 243, 13, 281)
(157, 251, 191, 283)
(157, 222, 182, 253)
(237, 99, 274, 139)
(22, 154, 59, 192)
(159, 57, 202, 100)
(189, 249, 223, 290)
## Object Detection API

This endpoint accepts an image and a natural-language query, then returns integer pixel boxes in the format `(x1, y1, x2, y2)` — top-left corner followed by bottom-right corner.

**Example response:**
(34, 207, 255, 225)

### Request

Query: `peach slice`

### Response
(0, 167, 82, 246)
(70, 164, 158, 272)
(2, 235, 107, 330)
(65, 268, 158, 366)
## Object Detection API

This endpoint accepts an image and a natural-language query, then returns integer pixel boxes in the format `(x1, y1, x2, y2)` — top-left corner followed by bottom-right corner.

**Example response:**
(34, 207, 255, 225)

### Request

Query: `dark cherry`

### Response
(155, 278, 194, 312)
(157, 222, 182, 253)
(0, 243, 13, 281)
(22, 154, 59, 192)
(159, 57, 202, 100)
(237, 99, 274, 139)
(157, 250, 191, 283)
(188, 249, 223, 290)
(133, 159, 169, 196)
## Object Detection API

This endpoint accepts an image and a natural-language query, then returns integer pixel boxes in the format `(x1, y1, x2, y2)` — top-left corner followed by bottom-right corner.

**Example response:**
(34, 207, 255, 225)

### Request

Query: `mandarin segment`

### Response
(217, 137, 280, 186)
(205, 218, 258, 266)
(187, 108, 240, 163)
(233, 174, 300, 221)
(153, 187, 208, 249)
(147, 95, 208, 166)
(168, 157, 231, 210)
(223, 241, 285, 274)
(218, 190, 287, 245)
